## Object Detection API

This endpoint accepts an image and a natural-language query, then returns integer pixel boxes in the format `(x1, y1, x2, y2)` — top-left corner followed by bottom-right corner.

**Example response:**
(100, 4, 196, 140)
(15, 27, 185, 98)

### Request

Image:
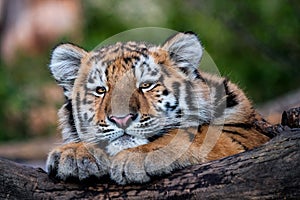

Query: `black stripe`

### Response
(88, 114, 95, 122)
(102, 129, 115, 133)
(230, 137, 249, 151)
(84, 113, 89, 121)
(185, 80, 197, 111)
(223, 123, 252, 129)
(178, 67, 190, 76)
(172, 82, 181, 99)
(193, 69, 206, 82)
(112, 46, 120, 53)
(148, 133, 164, 142)
(223, 79, 239, 108)
(105, 68, 109, 79)
(211, 79, 240, 119)
(140, 117, 150, 123)
(175, 108, 183, 118)
(165, 101, 178, 111)
(123, 57, 132, 65)
(65, 100, 76, 133)
(222, 129, 248, 139)
(213, 80, 226, 118)
(151, 68, 159, 76)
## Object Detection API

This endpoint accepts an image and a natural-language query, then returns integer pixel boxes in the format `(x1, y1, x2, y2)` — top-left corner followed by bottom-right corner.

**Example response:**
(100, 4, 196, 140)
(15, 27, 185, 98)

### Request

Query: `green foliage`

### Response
(0, 0, 299, 141)
(0, 55, 52, 141)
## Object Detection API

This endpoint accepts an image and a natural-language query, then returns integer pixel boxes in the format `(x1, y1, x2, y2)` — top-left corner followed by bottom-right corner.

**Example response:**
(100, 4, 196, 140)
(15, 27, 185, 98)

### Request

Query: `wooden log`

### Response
(1, 128, 299, 199)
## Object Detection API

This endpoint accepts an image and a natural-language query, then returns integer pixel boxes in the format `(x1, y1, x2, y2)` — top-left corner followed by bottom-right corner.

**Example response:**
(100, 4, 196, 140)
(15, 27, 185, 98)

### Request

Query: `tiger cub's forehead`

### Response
(84, 41, 167, 84)
(94, 41, 150, 62)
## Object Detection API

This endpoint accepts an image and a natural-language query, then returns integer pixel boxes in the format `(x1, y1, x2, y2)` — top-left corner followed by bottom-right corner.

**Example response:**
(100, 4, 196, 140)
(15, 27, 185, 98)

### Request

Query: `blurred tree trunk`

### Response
(0, 0, 82, 64)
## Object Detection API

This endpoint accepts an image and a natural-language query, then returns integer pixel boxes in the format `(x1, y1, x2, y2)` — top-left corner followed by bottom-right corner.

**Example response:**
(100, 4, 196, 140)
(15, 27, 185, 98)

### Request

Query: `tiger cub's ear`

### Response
(49, 43, 87, 99)
(162, 32, 203, 69)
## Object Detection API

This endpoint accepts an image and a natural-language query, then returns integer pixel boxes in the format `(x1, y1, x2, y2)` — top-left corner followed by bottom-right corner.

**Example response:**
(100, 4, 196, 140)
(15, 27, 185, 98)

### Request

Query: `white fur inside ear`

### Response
(162, 32, 203, 68)
(49, 44, 86, 98)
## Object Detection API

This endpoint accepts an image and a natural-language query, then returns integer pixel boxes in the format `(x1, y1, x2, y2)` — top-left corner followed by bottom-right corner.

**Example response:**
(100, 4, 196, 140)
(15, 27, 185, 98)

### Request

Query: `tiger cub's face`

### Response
(49, 32, 212, 156)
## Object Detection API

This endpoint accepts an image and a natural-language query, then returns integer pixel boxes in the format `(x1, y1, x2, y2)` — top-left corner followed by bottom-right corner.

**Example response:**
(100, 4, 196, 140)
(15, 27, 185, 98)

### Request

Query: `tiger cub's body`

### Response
(46, 32, 270, 184)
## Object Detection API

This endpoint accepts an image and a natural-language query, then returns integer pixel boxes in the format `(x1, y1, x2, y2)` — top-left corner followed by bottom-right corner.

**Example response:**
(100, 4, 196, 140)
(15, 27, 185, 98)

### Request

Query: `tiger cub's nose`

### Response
(109, 114, 137, 129)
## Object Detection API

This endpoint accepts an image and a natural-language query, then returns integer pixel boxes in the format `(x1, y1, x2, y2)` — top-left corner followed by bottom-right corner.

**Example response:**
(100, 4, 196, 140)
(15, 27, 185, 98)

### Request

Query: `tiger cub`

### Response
(46, 32, 271, 185)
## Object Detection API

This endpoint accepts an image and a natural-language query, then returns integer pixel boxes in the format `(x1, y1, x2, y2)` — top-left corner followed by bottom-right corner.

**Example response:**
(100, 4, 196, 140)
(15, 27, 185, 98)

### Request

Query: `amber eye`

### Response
(95, 86, 106, 96)
(140, 82, 152, 89)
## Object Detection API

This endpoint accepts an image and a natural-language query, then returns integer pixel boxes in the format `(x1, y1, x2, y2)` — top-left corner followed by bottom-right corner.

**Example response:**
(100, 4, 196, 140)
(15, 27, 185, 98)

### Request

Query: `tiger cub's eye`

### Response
(95, 86, 106, 95)
(140, 83, 152, 89)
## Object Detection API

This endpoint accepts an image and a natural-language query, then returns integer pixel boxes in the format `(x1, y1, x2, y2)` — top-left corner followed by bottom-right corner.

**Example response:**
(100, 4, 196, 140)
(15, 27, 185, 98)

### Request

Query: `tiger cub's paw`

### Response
(109, 149, 179, 185)
(46, 142, 110, 181)
(110, 150, 150, 185)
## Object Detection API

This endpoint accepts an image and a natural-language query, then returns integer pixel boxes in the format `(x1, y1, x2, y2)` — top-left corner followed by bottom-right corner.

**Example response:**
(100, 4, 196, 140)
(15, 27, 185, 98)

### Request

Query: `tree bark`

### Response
(0, 129, 299, 200)
(1, 107, 300, 199)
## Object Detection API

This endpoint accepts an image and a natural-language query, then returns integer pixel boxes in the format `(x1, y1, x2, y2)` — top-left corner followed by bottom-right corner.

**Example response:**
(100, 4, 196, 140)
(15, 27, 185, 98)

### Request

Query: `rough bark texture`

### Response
(1, 108, 300, 199)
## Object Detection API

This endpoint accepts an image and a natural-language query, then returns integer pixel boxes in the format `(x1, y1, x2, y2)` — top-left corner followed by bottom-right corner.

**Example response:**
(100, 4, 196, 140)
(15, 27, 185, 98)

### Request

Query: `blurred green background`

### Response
(0, 0, 299, 142)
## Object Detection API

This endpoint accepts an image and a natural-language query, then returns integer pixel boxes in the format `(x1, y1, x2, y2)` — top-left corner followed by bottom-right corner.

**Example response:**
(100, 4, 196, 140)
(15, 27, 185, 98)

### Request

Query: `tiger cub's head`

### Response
(49, 32, 212, 156)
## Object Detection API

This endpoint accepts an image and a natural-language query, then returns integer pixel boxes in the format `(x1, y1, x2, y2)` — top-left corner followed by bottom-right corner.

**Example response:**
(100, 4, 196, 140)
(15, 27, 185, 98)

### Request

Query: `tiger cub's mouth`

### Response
(112, 133, 133, 143)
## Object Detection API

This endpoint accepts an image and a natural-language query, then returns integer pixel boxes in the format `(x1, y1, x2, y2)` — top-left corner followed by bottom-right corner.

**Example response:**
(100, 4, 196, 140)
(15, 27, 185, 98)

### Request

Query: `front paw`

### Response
(110, 150, 150, 185)
(46, 142, 110, 181)
(144, 148, 180, 176)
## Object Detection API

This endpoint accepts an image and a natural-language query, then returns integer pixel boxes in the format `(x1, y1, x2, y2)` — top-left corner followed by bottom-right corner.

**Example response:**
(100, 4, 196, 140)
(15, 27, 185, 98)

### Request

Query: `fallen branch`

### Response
(1, 128, 299, 199)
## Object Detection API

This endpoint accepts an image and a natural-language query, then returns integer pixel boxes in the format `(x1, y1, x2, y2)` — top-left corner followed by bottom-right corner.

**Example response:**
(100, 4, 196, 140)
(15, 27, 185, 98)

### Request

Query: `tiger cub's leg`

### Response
(109, 125, 270, 185)
(46, 142, 110, 181)
(110, 128, 200, 185)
